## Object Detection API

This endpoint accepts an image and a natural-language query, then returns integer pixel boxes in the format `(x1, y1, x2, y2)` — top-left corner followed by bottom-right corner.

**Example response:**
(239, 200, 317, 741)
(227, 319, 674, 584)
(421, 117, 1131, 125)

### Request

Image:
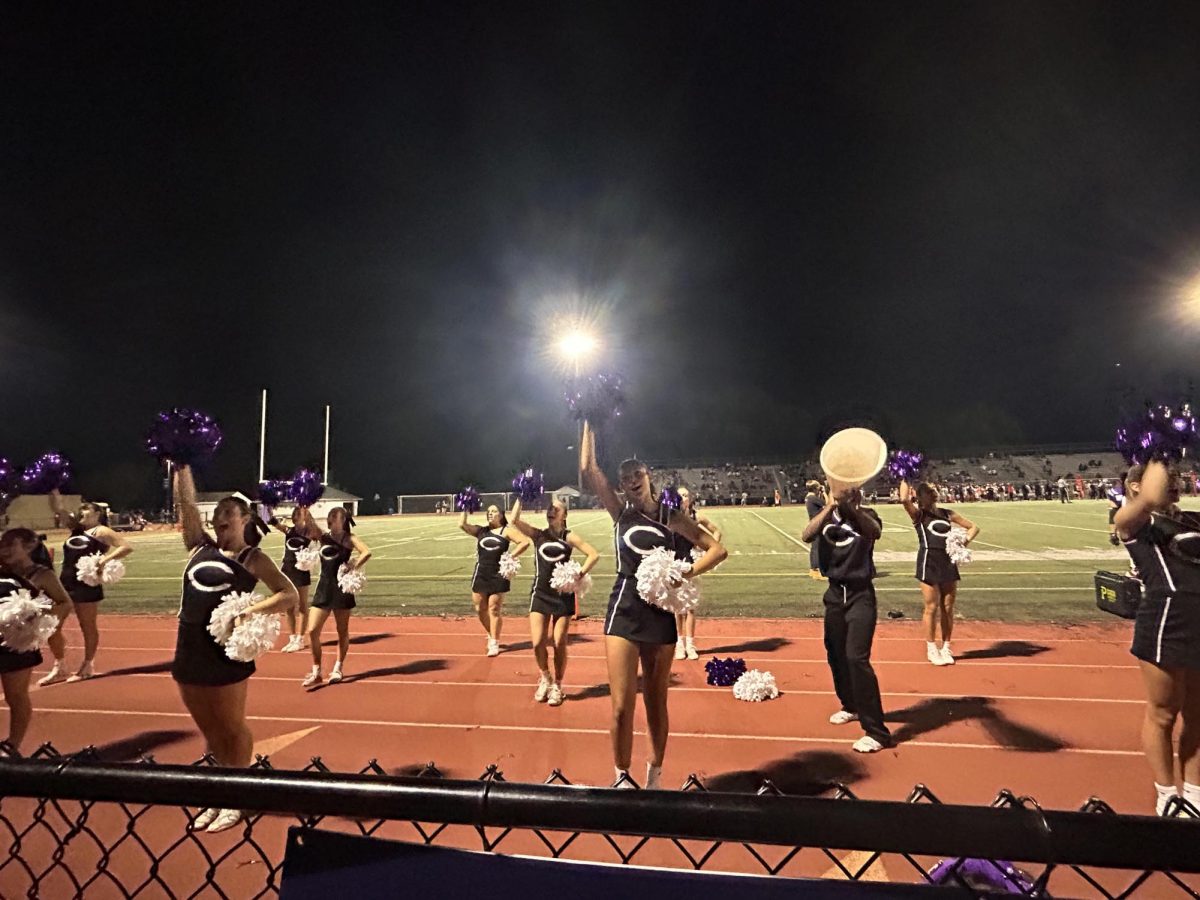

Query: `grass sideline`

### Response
(47, 499, 1170, 622)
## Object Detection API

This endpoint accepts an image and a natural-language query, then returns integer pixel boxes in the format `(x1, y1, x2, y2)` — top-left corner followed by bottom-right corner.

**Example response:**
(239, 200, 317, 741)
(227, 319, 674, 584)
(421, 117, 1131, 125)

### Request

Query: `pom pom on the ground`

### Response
(928, 858, 1035, 893)
(294, 546, 320, 572)
(258, 479, 291, 507)
(550, 560, 592, 597)
(732, 669, 779, 702)
(635, 546, 700, 614)
(337, 564, 367, 594)
(224, 613, 282, 662)
(1116, 403, 1198, 465)
(887, 449, 924, 482)
(145, 409, 223, 465)
(207, 592, 259, 645)
(0, 590, 58, 653)
(20, 452, 72, 494)
(498, 552, 521, 580)
(512, 468, 544, 503)
(564, 372, 625, 424)
(455, 486, 482, 513)
(659, 487, 682, 511)
(76, 553, 126, 587)
(705, 657, 747, 687)
(946, 528, 972, 566)
(289, 469, 325, 507)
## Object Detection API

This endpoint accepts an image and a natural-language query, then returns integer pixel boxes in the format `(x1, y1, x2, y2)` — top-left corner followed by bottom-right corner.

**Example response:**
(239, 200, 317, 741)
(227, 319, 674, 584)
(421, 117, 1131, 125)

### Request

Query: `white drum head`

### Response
(819, 428, 888, 486)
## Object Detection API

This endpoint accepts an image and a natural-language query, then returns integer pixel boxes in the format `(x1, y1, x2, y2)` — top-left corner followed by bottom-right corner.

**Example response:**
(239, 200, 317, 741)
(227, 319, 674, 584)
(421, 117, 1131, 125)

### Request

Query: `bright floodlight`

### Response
(558, 330, 598, 358)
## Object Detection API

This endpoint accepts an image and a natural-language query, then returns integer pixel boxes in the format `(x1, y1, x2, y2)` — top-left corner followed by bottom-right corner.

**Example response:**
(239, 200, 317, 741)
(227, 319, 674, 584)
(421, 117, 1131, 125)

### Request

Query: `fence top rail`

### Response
(0, 757, 1195, 872)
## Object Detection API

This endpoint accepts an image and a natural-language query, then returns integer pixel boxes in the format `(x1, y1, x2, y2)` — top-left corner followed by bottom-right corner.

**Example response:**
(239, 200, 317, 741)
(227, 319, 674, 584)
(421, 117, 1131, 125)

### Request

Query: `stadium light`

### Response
(557, 329, 598, 360)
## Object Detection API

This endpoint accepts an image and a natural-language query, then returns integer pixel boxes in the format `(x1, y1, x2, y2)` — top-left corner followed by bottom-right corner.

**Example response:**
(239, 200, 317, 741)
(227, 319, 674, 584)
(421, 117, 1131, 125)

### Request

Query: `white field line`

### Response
(749, 511, 806, 548)
(35, 707, 1142, 757)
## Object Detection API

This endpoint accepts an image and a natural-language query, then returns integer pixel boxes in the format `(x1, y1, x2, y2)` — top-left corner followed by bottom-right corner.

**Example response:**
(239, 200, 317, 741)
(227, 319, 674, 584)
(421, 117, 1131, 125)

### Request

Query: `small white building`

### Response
(197, 488, 361, 524)
(194, 492, 255, 525)
(1, 494, 84, 530)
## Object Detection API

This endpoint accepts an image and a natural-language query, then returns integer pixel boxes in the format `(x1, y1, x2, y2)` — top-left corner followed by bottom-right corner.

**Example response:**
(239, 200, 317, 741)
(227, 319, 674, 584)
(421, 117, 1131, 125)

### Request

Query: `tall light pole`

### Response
(558, 329, 599, 493)
(258, 389, 268, 483)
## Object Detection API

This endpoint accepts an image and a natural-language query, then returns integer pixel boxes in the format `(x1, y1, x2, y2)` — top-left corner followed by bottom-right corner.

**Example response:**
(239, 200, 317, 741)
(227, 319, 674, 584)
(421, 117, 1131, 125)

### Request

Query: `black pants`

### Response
(823, 582, 890, 744)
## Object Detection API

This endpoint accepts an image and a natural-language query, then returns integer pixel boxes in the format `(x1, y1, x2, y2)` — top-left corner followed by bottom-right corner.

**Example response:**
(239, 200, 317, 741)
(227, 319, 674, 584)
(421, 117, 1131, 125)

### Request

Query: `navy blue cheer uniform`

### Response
(171, 542, 258, 686)
(0, 568, 48, 674)
(810, 506, 891, 745)
(1124, 512, 1200, 670)
(60, 527, 108, 603)
(605, 502, 678, 645)
(673, 507, 698, 562)
(914, 508, 960, 586)
(529, 529, 574, 618)
(281, 527, 313, 588)
(471, 528, 512, 596)
(312, 534, 356, 610)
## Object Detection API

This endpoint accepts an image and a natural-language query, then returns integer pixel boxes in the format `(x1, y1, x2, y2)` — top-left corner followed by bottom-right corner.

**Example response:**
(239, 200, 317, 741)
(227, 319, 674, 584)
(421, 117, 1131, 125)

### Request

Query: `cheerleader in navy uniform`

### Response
(302, 508, 372, 686)
(899, 480, 979, 666)
(171, 465, 297, 833)
(271, 507, 321, 653)
(0, 529, 73, 752)
(508, 498, 600, 706)
(1116, 461, 1200, 815)
(38, 490, 133, 684)
(459, 504, 529, 657)
(672, 487, 722, 661)
(580, 422, 727, 788)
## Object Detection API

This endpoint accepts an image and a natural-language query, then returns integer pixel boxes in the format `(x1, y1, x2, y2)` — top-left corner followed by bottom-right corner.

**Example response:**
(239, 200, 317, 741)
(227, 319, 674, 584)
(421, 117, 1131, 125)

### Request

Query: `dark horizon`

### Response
(4, 2, 1200, 508)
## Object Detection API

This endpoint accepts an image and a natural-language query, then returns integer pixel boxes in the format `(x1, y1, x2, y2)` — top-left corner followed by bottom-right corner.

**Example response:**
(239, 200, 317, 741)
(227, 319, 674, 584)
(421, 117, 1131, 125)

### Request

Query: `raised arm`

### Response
(898, 480, 920, 523)
(173, 465, 208, 550)
(801, 495, 837, 543)
(506, 512, 541, 542)
(49, 489, 77, 530)
(948, 511, 979, 544)
(458, 509, 481, 538)
(1115, 461, 1166, 540)
(242, 549, 299, 616)
(580, 420, 622, 519)
(349, 534, 372, 569)
(565, 531, 601, 576)
(668, 510, 727, 577)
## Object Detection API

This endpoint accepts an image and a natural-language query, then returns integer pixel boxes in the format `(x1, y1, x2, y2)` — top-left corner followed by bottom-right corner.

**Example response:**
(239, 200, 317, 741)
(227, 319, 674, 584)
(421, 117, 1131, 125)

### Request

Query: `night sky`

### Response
(4, 2, 1200, 508)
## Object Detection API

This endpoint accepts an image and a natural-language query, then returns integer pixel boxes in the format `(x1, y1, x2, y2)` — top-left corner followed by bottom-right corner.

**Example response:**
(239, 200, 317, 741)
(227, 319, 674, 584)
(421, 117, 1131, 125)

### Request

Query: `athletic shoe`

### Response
(486, 639, 500, 657)
(829, 710, 858, 725)
(1109, 534, 1121, 547)
(685, 642, 699, 661)
(645, 764, 662, 790)
(852, 736, 885, 754)
(206, 809, 244, 834)
(534, 674, 551, 702)
(281, 636, 302, 653)
(301, 668, 323, 687)
(808, 569, 821, 579)
(939, 646, 956, 666)
(547, 684, 564, 706)
(1157, 792, 1181, 816)
(674, 640, 686, 660)
(192, 807, 220, 830)
(329, 665, 343, 684)
(37, 665, 67, 687)
(927, 647, 950, 667)
(66, 661, 95, 683)
(612, 771, 638, 789)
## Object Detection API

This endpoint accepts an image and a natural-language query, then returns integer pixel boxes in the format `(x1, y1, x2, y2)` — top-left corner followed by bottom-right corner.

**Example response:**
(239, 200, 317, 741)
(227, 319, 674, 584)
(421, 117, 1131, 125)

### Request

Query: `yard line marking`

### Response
(750, 512, 806, 548)
(36, 708, 1140, 756)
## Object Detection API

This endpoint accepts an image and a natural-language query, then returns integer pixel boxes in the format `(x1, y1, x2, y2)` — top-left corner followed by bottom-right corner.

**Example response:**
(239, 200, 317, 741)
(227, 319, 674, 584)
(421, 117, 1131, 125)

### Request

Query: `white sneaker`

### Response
(685, 642, 699, 661)
(927, 647, 950, 667)
(206, 808, 244, 833)
(302, 668, 323, 687)
(38, 665, 67, 687)
(852, 736, 885, 754)
(486, 639, 500, 657)
(645, 764, 662, 790)
(1157, 792, 1181, 816)
(192, 807, 220, 830)
(612, 771, 637, 789)
(329, 665, 343, 684)
(280, 636, 301, 653)
(534, 674, 551, 702)
(940, 646, 955, 666)
(67, 661, 95, 683)
(829, 710, 859, 725)
(547, 684, 563, 706)
(674, 640, 686, 660)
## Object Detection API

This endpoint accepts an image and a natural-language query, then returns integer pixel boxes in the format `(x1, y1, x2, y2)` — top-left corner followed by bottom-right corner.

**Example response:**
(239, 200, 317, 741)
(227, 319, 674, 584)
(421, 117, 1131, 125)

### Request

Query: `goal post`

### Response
(396, 492, 511, 515)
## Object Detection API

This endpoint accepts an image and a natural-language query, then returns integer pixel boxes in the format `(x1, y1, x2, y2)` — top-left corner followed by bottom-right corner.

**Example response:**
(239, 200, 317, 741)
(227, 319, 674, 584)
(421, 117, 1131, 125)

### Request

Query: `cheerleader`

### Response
(580, 422, 727, 788)
(1116, 461, 1200, 815)
(171, 466, 297, 833)
(672, 487, 722, 661)
(37, 490, 133, 684)
(301, 508, 371, 686)
(508, 498, 599, 705)
(459, 504, 529, 657)
(0, 529, 73, 752)
(899, 480, 979, 666)
(271, 507, 321, 653)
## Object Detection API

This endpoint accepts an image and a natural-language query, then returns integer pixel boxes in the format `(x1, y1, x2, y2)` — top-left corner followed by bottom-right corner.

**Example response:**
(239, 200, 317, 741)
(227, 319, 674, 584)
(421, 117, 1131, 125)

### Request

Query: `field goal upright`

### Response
(396, 492, 511, 514)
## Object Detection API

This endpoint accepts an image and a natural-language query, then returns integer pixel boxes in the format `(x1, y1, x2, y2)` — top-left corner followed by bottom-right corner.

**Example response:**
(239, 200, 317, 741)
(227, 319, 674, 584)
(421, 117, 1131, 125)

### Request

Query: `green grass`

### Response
(88, 499, 1174, 621)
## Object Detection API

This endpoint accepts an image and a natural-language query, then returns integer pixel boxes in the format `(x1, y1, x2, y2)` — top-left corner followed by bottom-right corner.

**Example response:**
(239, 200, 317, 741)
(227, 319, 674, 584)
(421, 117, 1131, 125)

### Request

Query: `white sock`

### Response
(926, 641, 939, 653)
(942, 641, 952, 653)
(540, 669, 551, 680)
(1156, 781, 1179, 814)
(614, 766, 629, 782)
(685, 638, 696, 648)
(1184, 782, 1200, 807)
(646, 763, 662, 788)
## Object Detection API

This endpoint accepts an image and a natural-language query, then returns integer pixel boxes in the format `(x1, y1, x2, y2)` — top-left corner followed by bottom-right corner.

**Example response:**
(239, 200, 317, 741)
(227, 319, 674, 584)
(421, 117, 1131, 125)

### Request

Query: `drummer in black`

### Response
(899, 480, 979, 667)
(40, 489, 133, 684)
(1116, 461, 1200, 815)
(459, 503, 529, 657)
(801, 482, 890, 753)
(508, 498, 600, 706)
(271, 506, 321, 653)
(172, 465, 297, 833)
(302, 507, 372, 686)
(581, 422, 727, 789)
(0, 528, 73, 752)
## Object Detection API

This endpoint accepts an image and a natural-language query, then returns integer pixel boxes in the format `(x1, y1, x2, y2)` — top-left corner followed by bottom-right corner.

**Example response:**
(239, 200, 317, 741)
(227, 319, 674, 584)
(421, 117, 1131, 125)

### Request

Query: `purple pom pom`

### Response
(289, 469, 325, 507)
(929, 858, 1034, 893)
(0, 458, 16, 494)
(1116, 403, 1197, 465)
(258, 479, 291, 507)
(564, 372, 625, 425)
(512, 468, 545, 504)
(659, 486, 682, 511)
(886, 449, 925, 482)
(20, 452, 72, 494)
(455, 485, 482, 513)
(705, 657, 747, 687)
(145, 408, 223, 466)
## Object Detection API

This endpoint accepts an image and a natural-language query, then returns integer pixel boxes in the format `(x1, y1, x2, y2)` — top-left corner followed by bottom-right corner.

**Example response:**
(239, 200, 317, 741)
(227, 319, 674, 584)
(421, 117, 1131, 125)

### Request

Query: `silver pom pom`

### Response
(208, 591, 259, 645)
(294, 546, 320, 572)
(732, 669, 779, 702)
(337, 564, 367, 594)
(549, 560, 592, 597)
(946, 527, 972, 566)
(498, 551, 521, 581)
(0, 590, 58, 653)
(224, 613, 282, 661)
(635, 546, 701, 614)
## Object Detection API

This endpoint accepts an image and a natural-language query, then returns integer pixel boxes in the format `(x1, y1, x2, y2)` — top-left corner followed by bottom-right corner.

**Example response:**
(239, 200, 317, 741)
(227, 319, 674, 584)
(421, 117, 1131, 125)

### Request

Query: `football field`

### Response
(84, 498, 1169, 621)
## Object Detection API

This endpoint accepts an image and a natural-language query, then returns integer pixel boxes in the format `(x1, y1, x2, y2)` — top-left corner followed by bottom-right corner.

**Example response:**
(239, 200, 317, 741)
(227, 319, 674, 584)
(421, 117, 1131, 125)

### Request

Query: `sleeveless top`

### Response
(915, 508, 954, 553)
(614, 502, 674, 577)
(282, 527, 313, 569)
(673, 506, 698, 559)
(317, 533, 352, 583)
(178, 541, 258, 625)
(0, 566, 45, 601)
(532, 528, 573, 597)
(61, 526, 108, 596)
(1124, 511, 1200, 597)
(475, 528, 511, 574)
